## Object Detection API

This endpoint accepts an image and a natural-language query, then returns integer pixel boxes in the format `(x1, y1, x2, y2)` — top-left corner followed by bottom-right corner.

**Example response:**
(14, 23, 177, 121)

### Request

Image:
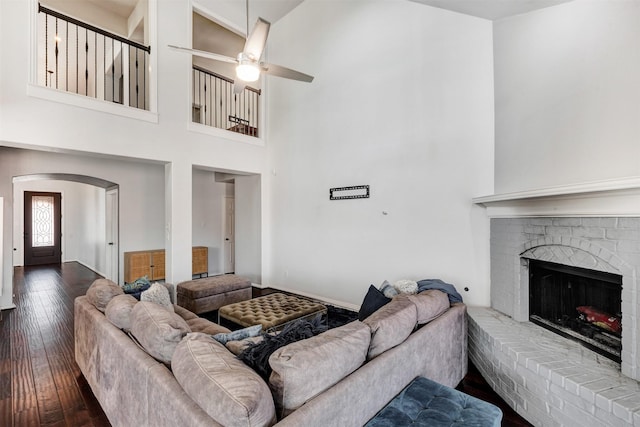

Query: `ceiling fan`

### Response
(169, 1, 313, 93)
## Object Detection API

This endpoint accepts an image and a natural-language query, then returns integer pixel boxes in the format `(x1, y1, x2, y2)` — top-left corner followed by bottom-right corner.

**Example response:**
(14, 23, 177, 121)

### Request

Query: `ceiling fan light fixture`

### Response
(236, 56, 260, 82)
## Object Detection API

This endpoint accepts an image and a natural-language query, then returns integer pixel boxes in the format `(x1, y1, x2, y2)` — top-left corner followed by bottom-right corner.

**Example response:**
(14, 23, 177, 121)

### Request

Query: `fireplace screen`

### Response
(528, 259, 622, 362)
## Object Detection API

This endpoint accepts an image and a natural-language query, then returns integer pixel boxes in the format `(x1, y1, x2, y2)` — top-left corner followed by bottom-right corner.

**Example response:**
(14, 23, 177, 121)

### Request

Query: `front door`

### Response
(24, 191, 62, 266)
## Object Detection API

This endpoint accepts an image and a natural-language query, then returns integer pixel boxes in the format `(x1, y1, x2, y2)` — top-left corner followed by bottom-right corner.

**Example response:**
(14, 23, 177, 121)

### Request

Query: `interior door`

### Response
(105, 188, 119, 282)
(224, 197, 235, 274)
(24, 191, 62, 266)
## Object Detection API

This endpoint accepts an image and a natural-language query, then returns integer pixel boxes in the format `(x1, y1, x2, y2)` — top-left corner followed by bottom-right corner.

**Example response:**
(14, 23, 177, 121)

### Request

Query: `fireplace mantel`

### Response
(473, 176, 640, 218)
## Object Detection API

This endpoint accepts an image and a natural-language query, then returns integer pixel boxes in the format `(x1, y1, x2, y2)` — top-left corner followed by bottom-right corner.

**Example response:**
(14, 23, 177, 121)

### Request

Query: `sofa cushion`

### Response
(172, 332, 276, 427)
(269, 320, 371, 418)
(238, 316, 326, 380)
(363, 296, 417, 359)
(130, 301, 191, 363)
(185, 317, 231, 336)
(86, 278, 124, 312)
(358, 285, 391, 321)
(406, 290, 450, 324)
(105, 294, 138, 330)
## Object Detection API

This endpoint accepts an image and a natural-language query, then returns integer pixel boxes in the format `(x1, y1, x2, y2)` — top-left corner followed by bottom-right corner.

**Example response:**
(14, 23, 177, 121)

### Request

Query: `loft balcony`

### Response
(36, 3, 150, 110)
(192, 66, 261, 138)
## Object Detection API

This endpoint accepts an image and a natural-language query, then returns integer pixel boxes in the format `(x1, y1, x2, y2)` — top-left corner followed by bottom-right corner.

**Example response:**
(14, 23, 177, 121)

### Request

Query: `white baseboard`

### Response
(261, 284, 359, 312)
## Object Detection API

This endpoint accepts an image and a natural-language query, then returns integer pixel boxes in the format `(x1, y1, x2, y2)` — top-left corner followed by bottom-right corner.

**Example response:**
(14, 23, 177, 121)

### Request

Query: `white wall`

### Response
(192, 168, 229, 275)
(494, 0, 640, 194)
(235, 174, 262, 284)
(264, 0, 495, 307)
(13, 180, 106, 275)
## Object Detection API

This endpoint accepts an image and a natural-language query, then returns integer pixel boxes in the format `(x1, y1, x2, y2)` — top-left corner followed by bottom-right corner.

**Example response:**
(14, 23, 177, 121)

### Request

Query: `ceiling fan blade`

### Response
(261, 62, 314, 83)
(233, 81, 247, 94)
(168, 45, 237, 64)
(243, 18, 270, 61)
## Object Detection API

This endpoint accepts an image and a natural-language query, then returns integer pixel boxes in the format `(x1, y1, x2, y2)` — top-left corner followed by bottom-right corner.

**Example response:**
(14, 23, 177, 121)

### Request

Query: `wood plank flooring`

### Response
(1, 263, 531, 426)
(1, 263, 109, 427)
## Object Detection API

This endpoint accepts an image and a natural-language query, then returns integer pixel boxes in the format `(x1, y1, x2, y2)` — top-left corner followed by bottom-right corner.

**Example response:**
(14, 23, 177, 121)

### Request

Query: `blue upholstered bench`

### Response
(365, 377, 503, 427)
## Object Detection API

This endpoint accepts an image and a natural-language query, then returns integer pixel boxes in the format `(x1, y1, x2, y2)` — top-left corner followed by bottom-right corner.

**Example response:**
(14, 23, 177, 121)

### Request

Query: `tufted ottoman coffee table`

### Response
(365, 376, 502, 427)
(177, 274, 252, 315)
(218, 293, 327, 332)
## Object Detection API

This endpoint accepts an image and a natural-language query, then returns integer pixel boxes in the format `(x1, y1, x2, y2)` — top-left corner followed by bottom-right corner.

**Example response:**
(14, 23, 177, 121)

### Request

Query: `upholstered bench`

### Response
(177, 274, 252, 314)
(219, 292, 327, 331)
(365, 376, 503, 427)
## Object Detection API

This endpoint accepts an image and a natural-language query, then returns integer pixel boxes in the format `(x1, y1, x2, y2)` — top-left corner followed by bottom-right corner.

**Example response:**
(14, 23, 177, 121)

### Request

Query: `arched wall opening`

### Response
(12, 173, 119, 281)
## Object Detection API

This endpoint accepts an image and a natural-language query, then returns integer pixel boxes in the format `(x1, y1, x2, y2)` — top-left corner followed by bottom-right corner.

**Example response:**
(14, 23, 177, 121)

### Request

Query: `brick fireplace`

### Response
(471, 182, 640, 426)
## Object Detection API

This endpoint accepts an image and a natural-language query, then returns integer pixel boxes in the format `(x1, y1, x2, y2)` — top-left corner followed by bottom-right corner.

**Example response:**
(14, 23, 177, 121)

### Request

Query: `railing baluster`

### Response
(65, 20, 68, 91)
(75, 24, 78, 93)
(55, 17, 59, 89)
(111, 38, 114, 103)
(45, 13, 48, 86)
(85, 28, 88, 96)
(94, 32, 97, 98)
(135, 48, 139, 108)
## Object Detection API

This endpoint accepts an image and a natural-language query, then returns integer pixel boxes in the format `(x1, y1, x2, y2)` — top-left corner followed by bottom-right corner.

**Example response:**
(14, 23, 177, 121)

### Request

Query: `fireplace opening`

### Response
(528, 259, 622, 363)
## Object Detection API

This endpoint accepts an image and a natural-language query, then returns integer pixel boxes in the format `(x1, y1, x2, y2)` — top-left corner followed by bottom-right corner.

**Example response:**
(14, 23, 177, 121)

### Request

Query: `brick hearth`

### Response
(475, 217, 640, 426)
(468, 307, 640, 426)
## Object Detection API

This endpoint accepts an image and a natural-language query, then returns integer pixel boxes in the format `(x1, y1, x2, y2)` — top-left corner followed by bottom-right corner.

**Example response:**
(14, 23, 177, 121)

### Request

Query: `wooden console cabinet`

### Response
(124, 246, 208, 283)
(192, 246, 208, 277)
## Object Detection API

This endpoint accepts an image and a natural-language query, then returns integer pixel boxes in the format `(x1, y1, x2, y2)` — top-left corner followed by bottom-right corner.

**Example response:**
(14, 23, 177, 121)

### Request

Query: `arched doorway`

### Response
(13, 173, 119, 281)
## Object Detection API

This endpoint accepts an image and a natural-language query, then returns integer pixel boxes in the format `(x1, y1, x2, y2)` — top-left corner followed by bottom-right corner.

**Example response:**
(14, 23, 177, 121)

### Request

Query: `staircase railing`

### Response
(37, 4, 151, 110)
(192, 66, 261, 137)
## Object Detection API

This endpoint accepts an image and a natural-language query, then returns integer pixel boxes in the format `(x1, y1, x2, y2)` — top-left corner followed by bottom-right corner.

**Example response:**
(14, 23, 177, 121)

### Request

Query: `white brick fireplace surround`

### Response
(472, 179, 640, 426)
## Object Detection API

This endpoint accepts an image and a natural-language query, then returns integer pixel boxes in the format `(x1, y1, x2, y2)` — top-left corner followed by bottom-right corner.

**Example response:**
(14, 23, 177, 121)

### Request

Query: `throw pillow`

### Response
(238, 315, 326, 380)
(86, 278, 124, 312)
(379, 280, 398, 298)
(140, 282, 174, 312)
(358, 285, 391, 321)
(121, 276, 151, 294)
(393, 279, 419, 295)
(212, 324, 262, 345)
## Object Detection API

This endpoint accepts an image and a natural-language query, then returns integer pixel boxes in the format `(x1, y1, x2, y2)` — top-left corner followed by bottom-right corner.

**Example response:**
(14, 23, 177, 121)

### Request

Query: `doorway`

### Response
(24, 191, 62, 266)
(105, 188, 119, 281)
(224, 196, 235, 273)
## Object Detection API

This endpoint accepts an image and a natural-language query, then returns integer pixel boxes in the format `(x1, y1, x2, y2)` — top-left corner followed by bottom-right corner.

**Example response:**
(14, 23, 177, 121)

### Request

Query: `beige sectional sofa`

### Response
(75, 280, 467, 427)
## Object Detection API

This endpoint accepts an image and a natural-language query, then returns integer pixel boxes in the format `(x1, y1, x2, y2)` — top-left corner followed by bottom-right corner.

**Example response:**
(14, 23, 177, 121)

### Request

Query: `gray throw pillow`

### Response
(141, 282, 174, 312)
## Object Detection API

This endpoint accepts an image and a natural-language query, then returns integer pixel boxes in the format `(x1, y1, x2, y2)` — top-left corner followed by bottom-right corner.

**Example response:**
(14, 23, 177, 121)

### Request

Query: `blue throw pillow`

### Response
(122, 276, 151, 294)
(358, 285, 391, 321)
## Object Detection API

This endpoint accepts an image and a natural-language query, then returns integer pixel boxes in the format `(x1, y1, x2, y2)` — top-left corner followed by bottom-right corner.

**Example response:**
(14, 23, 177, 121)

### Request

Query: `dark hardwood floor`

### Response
(1, 263, 109, 427)
(1, 263, 532, 426)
